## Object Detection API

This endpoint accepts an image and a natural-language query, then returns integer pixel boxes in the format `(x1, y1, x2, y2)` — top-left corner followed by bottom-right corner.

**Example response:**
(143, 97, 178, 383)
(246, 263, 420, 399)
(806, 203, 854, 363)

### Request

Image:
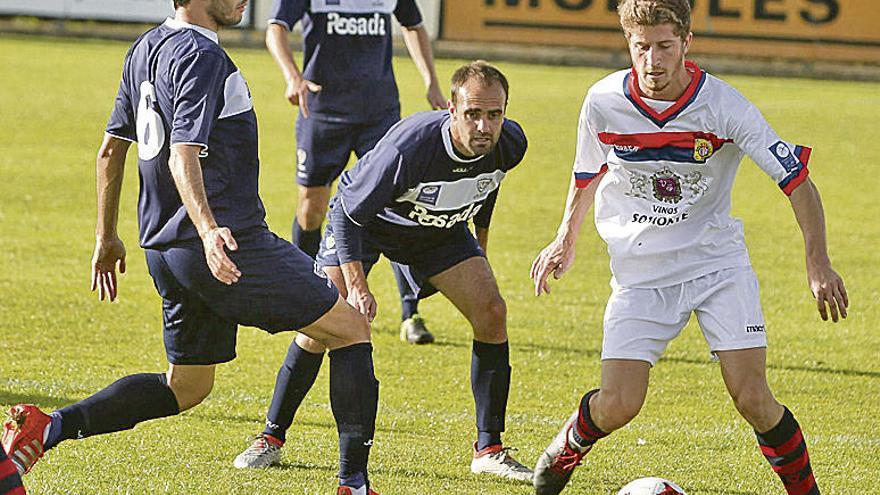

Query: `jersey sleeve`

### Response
(725, 90, 811, 195)
(105, 56, 137, 142)
(169, 51, 228, 156)
(267, 0, 307, 30)
(498, 119, 528, 171)
(338, 143, 408, 227)
(394, 0, 423, 28)
(572, 92, 610, 188)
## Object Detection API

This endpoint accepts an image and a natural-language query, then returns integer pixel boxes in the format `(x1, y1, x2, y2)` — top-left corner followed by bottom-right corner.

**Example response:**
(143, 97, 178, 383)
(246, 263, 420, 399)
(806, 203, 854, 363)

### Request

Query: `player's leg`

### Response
(694, 266, 819, 495)
(534, 282, 689, 494)
(428, 256, 531, 481)
(0, 441, 25, 494)
(292, 117, 353, 257)
(718, 349, 819, 495)
(2, 250, 228, 476)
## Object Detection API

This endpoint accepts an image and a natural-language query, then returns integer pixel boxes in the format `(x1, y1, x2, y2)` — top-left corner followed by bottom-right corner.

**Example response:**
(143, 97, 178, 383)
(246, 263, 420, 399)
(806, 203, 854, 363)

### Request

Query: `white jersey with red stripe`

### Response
(574, 61, 811, 288)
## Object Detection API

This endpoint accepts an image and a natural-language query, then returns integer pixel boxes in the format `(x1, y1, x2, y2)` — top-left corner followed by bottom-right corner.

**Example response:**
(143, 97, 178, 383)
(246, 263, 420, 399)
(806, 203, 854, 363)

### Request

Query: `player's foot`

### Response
(399, 315, 434, 345)
(337, 486, 379, 495)
(533, 410, 590, 495)
(233, 434, 282, 469)
(2, 404, 52, 475)
(471, 443, 533, 483)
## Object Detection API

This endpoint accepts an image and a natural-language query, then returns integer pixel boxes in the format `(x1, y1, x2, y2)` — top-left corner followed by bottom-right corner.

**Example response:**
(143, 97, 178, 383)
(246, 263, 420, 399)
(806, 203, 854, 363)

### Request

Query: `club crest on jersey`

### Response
(416, 185, 441, 205)
(769, 141, 799, 172)
(476, 178, 493, 194)
(652, 168, 682, 204)
(693, 138, 714, 162)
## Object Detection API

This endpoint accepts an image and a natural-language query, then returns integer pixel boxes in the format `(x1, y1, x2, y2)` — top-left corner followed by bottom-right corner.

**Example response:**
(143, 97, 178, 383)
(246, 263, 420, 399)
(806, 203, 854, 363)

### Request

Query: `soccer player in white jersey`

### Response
(529, 1, 847, 494)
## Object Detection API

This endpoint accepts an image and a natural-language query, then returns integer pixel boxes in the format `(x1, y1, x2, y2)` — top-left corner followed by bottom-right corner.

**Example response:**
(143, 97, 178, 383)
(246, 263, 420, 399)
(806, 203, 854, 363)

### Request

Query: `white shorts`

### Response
(602, 266, 767, 365)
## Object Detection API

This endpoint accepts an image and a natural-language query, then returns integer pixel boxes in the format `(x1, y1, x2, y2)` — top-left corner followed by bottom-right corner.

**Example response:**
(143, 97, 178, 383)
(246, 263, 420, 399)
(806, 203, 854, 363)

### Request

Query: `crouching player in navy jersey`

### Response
(529, 1, 848, 494)
(248, 61, 534, 482)
(1, 1, 381, 493)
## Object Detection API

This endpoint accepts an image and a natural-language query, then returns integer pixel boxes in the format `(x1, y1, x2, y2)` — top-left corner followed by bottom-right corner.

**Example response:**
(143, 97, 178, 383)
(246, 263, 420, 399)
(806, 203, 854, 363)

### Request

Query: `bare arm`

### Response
(530, 176, 600, 295)
(265, 23, 321, 116)
(788, 178, 848, 321)
(476, 226, 489, 254)
(400, 24, 445, 109)
(91, 134, 131, 302)
(340, 261, 376, 321)
(168, 144, 241, 285)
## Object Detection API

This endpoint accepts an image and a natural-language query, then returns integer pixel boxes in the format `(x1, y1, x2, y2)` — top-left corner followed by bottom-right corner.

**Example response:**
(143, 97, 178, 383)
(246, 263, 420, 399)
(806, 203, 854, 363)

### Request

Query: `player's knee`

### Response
(167, 369, 215, 411)
(299, 205, 326, 230)
(295, 333, 327, 354)
(730, 385, 777, 425)
(473, 295, 507, 341)
(597, 390, 643, 430)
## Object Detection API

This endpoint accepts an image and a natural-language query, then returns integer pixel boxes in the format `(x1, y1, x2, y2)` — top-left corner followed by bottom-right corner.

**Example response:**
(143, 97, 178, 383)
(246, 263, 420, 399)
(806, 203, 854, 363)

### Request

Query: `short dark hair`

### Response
(173, 0, 191, 8)
(618, 0, 691, 40)
(450, 60, 509, 105)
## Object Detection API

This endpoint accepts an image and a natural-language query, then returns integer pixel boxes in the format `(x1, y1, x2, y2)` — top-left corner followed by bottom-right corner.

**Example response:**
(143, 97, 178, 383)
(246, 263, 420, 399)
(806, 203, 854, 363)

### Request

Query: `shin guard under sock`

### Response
(756, 406, 820, 495)
(47, 373, 179, 449)
(263, 341, 324, 441)
(471, 340, 510, 450)
(328, 343, 379, 488)
(571, 389, 609, 450)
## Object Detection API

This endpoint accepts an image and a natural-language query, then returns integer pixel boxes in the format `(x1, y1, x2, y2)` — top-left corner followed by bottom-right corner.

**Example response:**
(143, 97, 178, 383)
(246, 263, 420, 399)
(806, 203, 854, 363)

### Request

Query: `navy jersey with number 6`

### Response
(329, 110, 528, 263)
(268, 0, 423, 122)
(105, 18, 266, 249)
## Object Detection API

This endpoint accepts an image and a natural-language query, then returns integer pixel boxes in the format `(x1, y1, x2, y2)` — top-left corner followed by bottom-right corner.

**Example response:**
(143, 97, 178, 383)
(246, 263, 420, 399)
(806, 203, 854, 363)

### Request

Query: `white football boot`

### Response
(233, 434, 282, 469)
(471, 443, 534, 482)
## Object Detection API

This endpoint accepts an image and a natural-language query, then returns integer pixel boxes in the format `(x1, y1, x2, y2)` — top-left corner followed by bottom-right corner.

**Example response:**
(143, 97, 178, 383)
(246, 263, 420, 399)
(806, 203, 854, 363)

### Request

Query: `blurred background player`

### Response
(265, 0, 445, 343)
(239, 61, 534, 483)
(529, 0, 847, 494)
(1, 1, 381, 494)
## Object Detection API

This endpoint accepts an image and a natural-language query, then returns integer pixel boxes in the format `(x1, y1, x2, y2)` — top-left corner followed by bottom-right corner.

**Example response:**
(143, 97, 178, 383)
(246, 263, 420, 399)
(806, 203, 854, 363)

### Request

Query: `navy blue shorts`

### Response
(294, 112, 399, 187)
(316, 224, 485, 299)
(145, 228, 339, 365)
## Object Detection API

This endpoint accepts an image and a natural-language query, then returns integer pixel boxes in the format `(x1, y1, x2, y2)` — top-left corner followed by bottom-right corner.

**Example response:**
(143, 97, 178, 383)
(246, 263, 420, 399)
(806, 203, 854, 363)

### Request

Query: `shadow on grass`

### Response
(0, 391, 74, 410)
(268, 461, 529, 487)
(198, 413, 416, 435)
(514, 340, 880, 379)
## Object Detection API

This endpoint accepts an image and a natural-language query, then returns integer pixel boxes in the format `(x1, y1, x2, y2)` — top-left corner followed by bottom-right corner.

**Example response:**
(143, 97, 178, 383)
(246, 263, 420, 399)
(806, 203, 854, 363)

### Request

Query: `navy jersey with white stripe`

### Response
(106, 19, 266, 248)
(329, 110, 527, 263)
(268, 0, 423, 122)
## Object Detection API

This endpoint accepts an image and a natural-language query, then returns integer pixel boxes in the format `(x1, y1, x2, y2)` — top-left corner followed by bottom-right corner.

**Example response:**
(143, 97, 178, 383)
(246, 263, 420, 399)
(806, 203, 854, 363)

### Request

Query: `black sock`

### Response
(328, 343, 379, 488)
(756, 406, 820, 495)
(471, 340, 510, 450)
(263, 341, 324, 441)
(292, 221, 321, 258)
(572, 389, 608, 449)
(49, 373, 179, 449)
(391, 263, 419, 320)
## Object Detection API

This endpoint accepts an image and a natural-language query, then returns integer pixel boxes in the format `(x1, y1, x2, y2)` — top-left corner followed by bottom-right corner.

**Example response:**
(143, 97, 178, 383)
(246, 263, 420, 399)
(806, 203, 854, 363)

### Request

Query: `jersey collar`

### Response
(164, 17, 220, 45)
(441, 116, 485, 164)
(623, 60, 706, 128)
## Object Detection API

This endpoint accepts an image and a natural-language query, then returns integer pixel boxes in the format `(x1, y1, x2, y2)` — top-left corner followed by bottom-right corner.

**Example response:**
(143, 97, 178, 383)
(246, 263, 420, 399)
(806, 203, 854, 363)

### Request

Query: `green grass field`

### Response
(0, 34, 878, 494)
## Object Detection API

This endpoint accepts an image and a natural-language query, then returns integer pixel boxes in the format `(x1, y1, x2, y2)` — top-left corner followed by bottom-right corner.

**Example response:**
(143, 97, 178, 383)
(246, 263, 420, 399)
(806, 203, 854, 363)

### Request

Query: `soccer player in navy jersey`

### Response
(1, 1, 381, 494)
(529, 1, 847, 494)
(266, 0, 444, 344)
(242, 61, 534, 483)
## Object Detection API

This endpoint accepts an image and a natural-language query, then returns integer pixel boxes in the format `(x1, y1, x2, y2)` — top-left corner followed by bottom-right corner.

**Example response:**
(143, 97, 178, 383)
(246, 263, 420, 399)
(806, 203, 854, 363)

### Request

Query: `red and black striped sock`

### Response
(0, 447, 25, 495)
(756, 406, 819, 495)
(571, 389, 609, 449)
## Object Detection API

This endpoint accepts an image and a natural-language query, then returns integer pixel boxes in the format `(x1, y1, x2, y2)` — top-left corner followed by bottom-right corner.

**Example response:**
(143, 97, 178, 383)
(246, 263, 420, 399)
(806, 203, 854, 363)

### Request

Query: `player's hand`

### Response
(426, 82, 446, 110)
(530, 237, 576, 296)
(202, 227, 241, 285)
(286, 77, 322, 118)
(346, 283, 377, 322)
(91, 236, 127, 302)
(806, 261, 848, 322)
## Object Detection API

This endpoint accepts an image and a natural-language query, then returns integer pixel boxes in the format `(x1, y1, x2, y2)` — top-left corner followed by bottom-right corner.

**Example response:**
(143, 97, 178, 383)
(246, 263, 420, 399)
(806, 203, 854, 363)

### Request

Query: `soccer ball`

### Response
(616, 477, 687, 495)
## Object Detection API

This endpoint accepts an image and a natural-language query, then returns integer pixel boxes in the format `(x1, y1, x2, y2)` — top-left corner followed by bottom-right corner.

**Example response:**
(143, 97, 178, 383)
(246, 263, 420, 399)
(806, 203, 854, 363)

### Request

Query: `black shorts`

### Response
(294, 112, 399, 187)
(316, 223, 485, 299)
(145, 228, 339, 365)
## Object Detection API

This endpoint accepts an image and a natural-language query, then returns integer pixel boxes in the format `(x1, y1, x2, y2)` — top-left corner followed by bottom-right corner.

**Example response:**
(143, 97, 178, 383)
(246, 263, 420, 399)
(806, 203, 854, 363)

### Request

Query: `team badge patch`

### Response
(476, 178, 493, 194)
(769, 141, 799, 172)
(693, 138, 714, 162)
(416, 185, 441, 206)
(652, 168, 683, 204)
